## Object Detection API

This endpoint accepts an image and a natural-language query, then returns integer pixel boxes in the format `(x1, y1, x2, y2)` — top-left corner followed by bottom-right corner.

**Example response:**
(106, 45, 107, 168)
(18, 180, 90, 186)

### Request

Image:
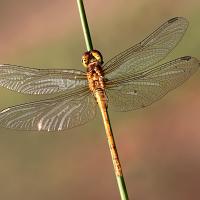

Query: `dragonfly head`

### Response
(82, 50, 103, 68)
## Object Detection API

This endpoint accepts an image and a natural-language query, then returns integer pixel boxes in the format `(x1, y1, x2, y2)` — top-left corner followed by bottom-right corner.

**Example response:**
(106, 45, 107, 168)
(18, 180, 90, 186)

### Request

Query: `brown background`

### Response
(0, 0, 200, 199)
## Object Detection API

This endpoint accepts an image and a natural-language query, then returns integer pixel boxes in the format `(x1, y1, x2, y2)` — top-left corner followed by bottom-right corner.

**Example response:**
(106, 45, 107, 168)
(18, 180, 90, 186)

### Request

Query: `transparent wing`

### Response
(105, 56, 199, 111)
(103, 17, 188, 79)
(0, 64, 87, 94)
(0, 88, 97, 131)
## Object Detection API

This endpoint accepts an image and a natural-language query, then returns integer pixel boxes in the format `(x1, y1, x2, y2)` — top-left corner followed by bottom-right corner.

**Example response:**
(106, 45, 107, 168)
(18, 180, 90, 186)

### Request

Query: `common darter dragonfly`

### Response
(0, 17, 199, 131)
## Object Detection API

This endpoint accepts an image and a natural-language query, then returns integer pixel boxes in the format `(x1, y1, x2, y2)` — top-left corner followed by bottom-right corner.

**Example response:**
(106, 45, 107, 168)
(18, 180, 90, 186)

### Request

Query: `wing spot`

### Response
(181, 56, 191, 61)
(168, 17, 179, 23)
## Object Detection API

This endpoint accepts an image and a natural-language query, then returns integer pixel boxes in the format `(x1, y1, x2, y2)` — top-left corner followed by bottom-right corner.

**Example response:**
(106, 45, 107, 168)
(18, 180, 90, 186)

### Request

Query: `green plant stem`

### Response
(105, 108, 129, 200)
(77, 0, 93, 51)
(77, 1, 129, 199)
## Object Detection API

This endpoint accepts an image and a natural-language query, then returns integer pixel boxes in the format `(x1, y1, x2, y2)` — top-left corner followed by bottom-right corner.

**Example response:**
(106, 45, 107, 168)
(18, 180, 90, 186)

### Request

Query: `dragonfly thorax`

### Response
(86, 60, 105, 93)
(81, 50, 103, 68)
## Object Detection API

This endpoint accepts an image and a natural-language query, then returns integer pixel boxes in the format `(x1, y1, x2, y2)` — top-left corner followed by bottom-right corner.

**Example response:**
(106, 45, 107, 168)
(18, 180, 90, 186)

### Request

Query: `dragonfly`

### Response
(0, 17, 199, 132)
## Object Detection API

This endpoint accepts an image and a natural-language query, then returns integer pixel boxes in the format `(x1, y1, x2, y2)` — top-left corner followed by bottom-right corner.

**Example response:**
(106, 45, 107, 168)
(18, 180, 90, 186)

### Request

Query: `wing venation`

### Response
(0, 64, 87, 94)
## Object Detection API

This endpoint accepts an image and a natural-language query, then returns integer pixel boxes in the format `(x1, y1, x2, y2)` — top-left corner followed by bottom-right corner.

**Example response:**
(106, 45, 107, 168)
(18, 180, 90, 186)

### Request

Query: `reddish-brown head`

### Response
(81, 50, 103, 68)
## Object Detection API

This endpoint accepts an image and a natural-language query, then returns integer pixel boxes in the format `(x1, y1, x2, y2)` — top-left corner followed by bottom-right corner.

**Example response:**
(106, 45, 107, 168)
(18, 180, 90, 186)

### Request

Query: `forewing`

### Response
(0, 89, 97, 131)
(0, 64, 87, 94)
(105, 56, 199, 111)
(103, 17, 188, 79)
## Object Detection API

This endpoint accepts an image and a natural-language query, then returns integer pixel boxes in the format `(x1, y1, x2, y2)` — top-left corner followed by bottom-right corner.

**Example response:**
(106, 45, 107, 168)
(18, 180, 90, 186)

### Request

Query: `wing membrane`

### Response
(0, 89, 96, 131)
(106, 56, 199, 111)
(103, 17, 188, 79)
(0, 64, 87, 94)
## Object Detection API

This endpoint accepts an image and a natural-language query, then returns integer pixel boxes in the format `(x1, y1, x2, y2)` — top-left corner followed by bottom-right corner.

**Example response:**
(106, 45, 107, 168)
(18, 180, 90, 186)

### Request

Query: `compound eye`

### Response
(81, 53, 90, 67)
(91, 50, 103, 63)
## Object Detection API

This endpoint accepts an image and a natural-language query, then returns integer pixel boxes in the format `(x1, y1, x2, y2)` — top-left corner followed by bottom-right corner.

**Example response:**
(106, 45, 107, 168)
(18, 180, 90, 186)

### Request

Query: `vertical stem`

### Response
(96, 93, 129, 200)
(77, 0, 93, 51)
(77, 1, 129, 199)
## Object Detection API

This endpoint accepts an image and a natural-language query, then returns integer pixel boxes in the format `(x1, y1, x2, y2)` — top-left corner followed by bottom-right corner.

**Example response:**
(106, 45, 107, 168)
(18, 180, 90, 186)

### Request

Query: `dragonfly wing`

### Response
(0, 89, 97, 131)
(103, 17, 188, 79)
(0, 64, 87, 94)
(105, 56, 199, 111)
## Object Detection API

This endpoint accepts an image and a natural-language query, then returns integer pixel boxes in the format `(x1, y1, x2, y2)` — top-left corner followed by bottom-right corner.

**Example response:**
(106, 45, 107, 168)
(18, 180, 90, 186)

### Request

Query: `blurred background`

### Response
(0, 0, 199, 199)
